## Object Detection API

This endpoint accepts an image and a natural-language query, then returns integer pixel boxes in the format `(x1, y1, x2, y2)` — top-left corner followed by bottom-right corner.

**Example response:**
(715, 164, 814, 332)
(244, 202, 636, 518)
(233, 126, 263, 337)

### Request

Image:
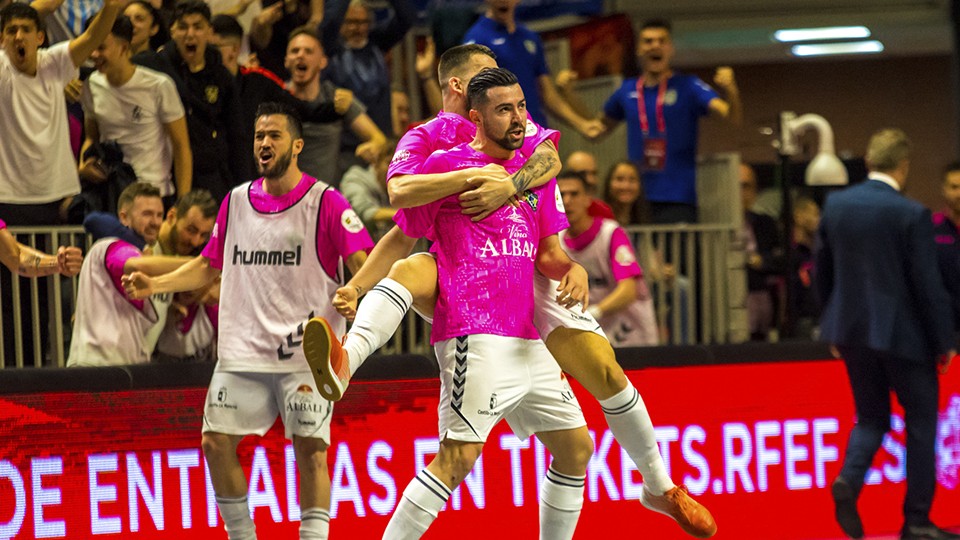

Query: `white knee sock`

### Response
(216, 495, 256, 540)
(600, 382, 675, 495)
(344, 278, 413, 376)
(299, 507, 329, 539)
(539, 466, 585, 540)
(382, 469, 450, 540)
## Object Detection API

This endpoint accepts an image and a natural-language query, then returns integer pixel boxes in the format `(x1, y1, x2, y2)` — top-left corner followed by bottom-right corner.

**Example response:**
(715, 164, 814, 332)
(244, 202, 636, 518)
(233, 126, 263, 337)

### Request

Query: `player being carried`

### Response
(304, 44, 716, 537)
(376, 66, 594, 539)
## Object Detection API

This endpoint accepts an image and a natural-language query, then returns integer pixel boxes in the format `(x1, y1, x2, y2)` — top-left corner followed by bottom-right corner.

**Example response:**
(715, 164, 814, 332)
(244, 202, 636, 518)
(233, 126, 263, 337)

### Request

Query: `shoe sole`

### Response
(832, 480, 864, 539)
(302, 317, 345, 401)
(640, 489, 717, 538)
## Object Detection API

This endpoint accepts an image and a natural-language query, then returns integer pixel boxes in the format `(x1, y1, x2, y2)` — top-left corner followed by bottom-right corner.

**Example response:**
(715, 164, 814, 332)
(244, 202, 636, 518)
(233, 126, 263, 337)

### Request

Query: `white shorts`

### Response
(533, 272, 606, 340)
(203, 369, 333, 443)
(435, 334, 586, 443)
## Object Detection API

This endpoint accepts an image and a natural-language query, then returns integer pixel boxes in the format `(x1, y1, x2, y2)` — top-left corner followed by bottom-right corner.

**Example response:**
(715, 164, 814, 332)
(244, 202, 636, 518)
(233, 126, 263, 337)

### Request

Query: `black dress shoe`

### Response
(901, 524, 960, 540)
(831, 477, 864, 539)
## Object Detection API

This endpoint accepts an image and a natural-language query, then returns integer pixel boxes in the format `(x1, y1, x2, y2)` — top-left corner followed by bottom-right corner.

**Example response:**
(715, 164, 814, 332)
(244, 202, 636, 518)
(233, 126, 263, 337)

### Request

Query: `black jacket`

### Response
(134, 42, 250, 201)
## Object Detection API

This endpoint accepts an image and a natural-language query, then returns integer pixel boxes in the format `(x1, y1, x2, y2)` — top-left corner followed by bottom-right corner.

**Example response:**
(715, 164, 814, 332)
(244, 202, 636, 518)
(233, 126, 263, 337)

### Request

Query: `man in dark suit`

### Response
(816, 129, 957, 540)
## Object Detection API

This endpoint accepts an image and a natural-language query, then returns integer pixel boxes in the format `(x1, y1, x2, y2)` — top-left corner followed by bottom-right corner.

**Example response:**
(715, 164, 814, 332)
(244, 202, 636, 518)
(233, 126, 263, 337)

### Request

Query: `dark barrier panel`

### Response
(0, 343, 836, 395)
(0, 366, 131, 394)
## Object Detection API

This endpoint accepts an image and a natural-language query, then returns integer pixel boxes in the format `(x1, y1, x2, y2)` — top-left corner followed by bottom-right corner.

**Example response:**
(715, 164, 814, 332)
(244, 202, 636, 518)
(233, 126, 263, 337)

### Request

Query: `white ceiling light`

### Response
(791, 41, 884, 57)
(774, 26, 871, 43)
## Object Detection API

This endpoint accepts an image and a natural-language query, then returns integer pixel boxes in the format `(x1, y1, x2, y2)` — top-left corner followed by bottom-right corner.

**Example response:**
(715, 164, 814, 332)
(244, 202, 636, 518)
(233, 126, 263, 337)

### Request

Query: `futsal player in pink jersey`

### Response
(558, 170, 660, 346)
(0, 217, 83, 277)
(124, 102, 374, 540)
(69, 183, 195, 367)
(304, 44, 717, 537)
(377, 67, 594, 540)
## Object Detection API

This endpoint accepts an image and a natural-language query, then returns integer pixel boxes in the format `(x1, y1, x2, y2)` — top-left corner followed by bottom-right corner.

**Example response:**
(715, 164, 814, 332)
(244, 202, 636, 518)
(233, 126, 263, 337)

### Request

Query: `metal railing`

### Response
(1, 226, 90, 368)
(1, 224, 744, 368)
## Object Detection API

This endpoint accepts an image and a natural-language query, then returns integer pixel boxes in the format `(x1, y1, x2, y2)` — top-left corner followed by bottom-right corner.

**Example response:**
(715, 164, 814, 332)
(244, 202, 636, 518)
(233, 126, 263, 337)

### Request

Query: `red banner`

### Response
(2, 359, 959, 539)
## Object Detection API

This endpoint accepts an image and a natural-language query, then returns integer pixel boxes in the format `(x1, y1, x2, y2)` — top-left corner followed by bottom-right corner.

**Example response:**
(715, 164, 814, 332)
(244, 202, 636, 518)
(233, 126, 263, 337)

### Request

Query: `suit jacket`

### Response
(815, 178, 954, 363)
(745, 210, 784, 291)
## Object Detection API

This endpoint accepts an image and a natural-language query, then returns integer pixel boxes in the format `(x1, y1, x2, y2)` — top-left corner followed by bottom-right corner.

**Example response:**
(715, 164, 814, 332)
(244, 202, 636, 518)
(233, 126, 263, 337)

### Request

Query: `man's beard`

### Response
(259, 146, 293, 179)
(491, 122, 525, 151)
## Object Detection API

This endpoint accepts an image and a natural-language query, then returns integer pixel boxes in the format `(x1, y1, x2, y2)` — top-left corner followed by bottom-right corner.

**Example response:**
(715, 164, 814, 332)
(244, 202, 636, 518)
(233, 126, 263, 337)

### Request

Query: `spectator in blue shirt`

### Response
(599, 18, 741, 224)
(463, 0, 603, 138)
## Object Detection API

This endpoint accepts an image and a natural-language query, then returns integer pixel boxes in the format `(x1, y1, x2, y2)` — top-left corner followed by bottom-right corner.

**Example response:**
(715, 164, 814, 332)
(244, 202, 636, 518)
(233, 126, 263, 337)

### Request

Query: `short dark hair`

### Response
(118, 182, 162, 212)
(255, 102, 303, 140)
(175, 189, 218, 219)
(944, 161, 960, 180)
(641, 18, 672, 34)
(0, 2, 43, 33)
(557, 169, 589, 189)
(173, 0, 211, 25)
(109, 14, 134, 43)
(287, 25, 322, 49)
(466, 67, 519, 110)
(211, 14, 243, 39)
(438, 43, 496, 87)
(83, 11, 132, 43)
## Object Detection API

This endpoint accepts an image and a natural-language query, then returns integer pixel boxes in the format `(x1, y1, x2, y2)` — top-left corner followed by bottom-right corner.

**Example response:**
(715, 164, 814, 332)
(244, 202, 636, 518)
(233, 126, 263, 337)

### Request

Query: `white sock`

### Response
(600, 382, 675, 495)
(539, 466, 585, 540)
(299, 507, 329, 539)
(216, 495, 256, 540)
(344, 278, 413, 376)
(382, 469, 450, 540)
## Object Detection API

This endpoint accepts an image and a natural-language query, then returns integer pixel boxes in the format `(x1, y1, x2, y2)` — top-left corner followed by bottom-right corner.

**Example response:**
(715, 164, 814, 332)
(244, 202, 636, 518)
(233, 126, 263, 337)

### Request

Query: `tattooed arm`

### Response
(459, 139, 561, 221)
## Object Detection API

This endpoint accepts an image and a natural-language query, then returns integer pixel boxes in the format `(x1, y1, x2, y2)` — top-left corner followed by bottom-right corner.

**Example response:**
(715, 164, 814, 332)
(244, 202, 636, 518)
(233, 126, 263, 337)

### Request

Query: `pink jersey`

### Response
(395, 143, 568, 343)
(562, 217, 642, 282)
(105, 240, 148, 311)
(0, 218, 6, 229)
(202, 174, 373, 281)
(386, 111, 560, 182)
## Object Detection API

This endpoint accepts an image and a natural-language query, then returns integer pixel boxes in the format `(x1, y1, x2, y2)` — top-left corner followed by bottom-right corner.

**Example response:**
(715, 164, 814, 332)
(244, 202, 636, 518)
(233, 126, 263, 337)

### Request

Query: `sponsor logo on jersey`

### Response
(478, 237, 536, 259)
(614, 244, 636, 265)
(522, 189, 539, 211)
(232, 244, 302, 266)
(524, 119, 537, 136)
(524, 39, 536, 55)
(391, 149, 410, 164)
(341, 209, 364, 233)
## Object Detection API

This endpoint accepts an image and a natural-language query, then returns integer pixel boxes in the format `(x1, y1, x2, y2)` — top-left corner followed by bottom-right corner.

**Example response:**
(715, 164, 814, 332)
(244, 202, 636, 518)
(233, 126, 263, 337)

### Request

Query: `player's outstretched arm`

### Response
(536, 234, 589, 311)
(333, 226, 419, 319)
(123, 255, 219, 300)
(68, 0, 124, 67)
(1, 230, 84, 277)
(460, 138, 562, 222)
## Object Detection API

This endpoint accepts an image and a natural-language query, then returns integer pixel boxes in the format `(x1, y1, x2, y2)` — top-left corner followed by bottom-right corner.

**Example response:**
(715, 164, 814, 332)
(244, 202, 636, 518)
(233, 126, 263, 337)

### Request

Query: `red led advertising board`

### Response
(1, 359, 958, 539)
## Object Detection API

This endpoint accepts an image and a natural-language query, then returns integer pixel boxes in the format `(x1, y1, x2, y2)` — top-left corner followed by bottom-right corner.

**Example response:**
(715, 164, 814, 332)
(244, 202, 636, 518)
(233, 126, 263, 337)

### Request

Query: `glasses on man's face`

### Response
(344, 18, 370, 26)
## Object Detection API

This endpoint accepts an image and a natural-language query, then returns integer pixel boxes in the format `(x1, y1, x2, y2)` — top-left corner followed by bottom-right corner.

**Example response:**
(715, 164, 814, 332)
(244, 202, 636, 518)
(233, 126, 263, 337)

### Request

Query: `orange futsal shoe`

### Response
(640, 484, 717, 538)
(302, 317, 349, 401)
